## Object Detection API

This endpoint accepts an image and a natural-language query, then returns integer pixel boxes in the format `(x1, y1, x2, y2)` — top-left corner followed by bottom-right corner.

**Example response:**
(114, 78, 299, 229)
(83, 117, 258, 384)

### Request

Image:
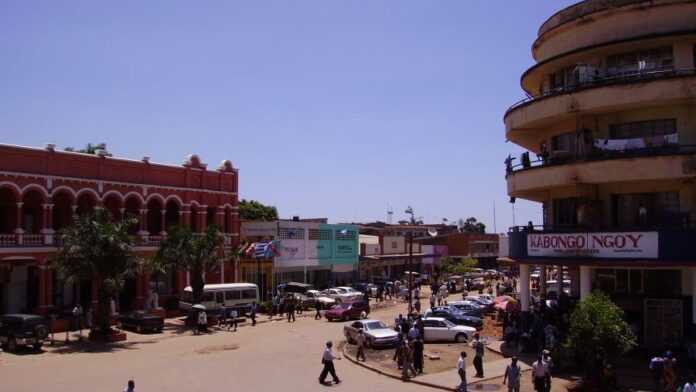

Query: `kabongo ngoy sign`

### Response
(527, 232, 658, 258)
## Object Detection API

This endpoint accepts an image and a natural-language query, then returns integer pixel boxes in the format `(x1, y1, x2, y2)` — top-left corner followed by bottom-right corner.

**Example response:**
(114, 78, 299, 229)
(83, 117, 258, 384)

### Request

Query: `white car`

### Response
(422, 317, 476, 343)
(335, 287, 363, 300)
(323, 288, 355, 303)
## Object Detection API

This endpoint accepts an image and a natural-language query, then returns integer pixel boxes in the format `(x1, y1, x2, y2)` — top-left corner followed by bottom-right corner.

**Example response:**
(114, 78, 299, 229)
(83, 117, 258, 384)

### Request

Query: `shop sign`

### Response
(527, 232, 658, 258)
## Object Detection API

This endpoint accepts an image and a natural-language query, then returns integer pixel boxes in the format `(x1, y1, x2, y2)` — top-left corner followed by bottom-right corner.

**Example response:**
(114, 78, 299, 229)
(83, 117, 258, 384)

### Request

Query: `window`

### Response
(630, 270, 643, 294)
(309, 229, 331, 240)
(278, 228, 304, 240)
(607, 46, 673, 76)
(336, 230, 356, 240)
(392, 241, 398, 249)
(423, 320, 437, 328)
(202, 292, 214, 302)
(644, 270, 681, 296)
(612, 192, 680, 227)
(242, 289, 257, 300)
(216, 292, 224, 303)
(551, 132, 577, 153)
(609, 119, 677, 139)
(552, 198, 578, 226)
(225, 291, 241, 300)
(615, 269, 628, 293)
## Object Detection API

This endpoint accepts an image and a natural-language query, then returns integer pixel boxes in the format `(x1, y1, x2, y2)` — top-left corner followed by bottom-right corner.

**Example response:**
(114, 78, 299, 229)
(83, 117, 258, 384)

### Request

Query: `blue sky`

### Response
(0, 1, 577, 232)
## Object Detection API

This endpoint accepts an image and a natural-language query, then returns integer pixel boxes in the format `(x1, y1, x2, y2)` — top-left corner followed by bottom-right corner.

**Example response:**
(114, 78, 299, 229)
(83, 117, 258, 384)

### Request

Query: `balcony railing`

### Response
(506, 67, 696, 117)
(0, 232, 237, 249)
(505, 143, 696, 177)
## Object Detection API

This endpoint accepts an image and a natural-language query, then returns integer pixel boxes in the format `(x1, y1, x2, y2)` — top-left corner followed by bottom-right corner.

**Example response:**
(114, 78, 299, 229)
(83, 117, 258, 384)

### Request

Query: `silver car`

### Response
(343, 319, 399, 348)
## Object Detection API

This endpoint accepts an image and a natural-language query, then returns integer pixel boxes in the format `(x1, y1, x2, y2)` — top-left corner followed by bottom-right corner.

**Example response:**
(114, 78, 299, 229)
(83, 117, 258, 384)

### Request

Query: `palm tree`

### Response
(51, 210, 138, 336)
(154, 225, 224, 304)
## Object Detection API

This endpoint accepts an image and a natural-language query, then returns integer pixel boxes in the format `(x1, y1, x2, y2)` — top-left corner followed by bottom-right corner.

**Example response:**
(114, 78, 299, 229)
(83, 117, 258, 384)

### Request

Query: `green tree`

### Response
(433, 256, 477, 282)
(154, 225, 224, 304)
(564, 291, 636, 375)
(51, 210, 138, 335)
(239, 199, 278, 221)
(65, 143, 112, 156)
(458, 217, 486, 233)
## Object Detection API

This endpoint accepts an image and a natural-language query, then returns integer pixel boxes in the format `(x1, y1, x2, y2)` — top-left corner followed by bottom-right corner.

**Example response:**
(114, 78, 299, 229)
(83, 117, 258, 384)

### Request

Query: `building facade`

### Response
(418, 232, 500, 270)
(241, 219, 359, 296)
(0, 144, 239, 315)
(504, 0, 696, 347)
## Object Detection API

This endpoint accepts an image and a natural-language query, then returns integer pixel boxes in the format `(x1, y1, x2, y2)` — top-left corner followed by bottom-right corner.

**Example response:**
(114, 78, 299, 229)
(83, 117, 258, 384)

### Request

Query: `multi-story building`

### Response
(241, 219, 359, 297)
(358, 223, 456, 280)
(0, 143, 239, 315)
(418, 232, 500, 269)
(504, 0, 696, 347)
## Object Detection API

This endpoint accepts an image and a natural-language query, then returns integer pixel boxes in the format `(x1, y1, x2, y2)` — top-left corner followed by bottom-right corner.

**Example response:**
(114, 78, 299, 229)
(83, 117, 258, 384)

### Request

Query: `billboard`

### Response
(527, 232, 658, 259)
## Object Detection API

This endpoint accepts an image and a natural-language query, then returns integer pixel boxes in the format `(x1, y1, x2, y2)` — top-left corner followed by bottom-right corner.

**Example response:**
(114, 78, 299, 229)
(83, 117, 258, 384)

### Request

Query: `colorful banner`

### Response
(527, 232, 658, 259)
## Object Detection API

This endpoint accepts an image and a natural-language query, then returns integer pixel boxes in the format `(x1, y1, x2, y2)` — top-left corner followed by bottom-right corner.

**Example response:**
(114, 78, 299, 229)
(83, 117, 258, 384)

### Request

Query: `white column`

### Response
(580, 265, 592, 299)
(692, 268, 696, 324)
(519, 264, 530, 312)
(556, 265, 563, 296)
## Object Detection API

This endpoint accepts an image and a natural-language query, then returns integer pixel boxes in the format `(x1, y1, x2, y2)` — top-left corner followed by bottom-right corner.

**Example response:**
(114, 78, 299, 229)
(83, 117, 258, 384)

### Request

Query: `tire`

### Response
(455, 333, 467, 343)
(7, 337, 17, 353)
(34, 325, 49, 340)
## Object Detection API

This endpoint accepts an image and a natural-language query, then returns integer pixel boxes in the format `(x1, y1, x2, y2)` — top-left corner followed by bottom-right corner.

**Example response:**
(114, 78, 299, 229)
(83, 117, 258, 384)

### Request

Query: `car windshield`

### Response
(364, 321, 386, 330)
(335, 288, 347, 294)
(334, 303, 351, 309)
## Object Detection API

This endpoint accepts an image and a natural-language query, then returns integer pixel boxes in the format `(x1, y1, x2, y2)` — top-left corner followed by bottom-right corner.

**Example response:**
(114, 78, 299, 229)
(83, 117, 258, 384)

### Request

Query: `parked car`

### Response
(343, 319, 398, 348)
(302, 290, 336, 309)
(464, 296, 494, 312)
(447, 301, 484, 317)
(323, 288, 356, 303)
(423, 307, 483, 329)
(117, 311, 164, 333)
(0, 314, 49, 352)
(352, 283, 378, 297)
(336, 286, 364, 300)
(325, 301, 370, 322)
(422, 317, 476, 343)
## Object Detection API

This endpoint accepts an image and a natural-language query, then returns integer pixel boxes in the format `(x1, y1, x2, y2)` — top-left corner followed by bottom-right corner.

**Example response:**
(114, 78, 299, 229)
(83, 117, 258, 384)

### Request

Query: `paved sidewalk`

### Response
(416, 357, 531, 390)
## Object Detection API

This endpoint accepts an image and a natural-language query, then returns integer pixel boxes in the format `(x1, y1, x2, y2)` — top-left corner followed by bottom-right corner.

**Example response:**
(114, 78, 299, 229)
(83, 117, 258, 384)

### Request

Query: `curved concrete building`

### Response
(504, 0, 696, 347)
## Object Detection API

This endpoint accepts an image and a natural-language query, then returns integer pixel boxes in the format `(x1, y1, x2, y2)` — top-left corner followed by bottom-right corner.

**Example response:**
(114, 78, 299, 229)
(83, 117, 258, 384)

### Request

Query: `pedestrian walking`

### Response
(197, 309, 207, 334)
(270, 294, 278, 319)
(123, 379, 135, 392)
(650, 354, 665, 392)
(250, 302, 257, 326)
(218, 306, 227, 327)
(457, 351, 468, 392)
(393, 336, 404, 368)
(401, 341, 416, 380)
(430, 293, 436, 309)
(413, 337, 424, 374)
(472, 333, 485, 377)
(532, 353, 549, 392)
(355, 330, 366, 362)
(72, 304, 83, 340)
(543, 350, 554, 392)
(315, 300, 323, 320)
(503, 356, 521, 392)
(414, 299, 421, 314)
(287, 296, 296, 323)
(228, 308, 238, 331)
(319, 341, 341, 385)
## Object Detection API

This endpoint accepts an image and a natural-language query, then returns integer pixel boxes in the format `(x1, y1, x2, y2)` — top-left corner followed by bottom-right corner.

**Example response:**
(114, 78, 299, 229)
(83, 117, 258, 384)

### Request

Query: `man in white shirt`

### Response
(319, 341, 341, 385)
(457, 351, 468, 392)
(532, 353, 549, 392)
(503, 356, 522, 392)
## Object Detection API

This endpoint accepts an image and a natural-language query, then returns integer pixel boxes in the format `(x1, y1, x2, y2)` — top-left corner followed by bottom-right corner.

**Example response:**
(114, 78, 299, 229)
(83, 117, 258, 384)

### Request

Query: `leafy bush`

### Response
(564, 291, 636, 371)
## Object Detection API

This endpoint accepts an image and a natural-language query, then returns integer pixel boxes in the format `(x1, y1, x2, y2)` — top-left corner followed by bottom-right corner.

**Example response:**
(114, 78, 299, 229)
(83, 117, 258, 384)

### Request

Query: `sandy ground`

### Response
(0, 291, 571, 392)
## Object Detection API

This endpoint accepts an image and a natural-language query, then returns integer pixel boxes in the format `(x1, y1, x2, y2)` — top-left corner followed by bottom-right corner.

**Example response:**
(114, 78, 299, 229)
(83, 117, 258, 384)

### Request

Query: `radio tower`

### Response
(387, 205, 394, 224)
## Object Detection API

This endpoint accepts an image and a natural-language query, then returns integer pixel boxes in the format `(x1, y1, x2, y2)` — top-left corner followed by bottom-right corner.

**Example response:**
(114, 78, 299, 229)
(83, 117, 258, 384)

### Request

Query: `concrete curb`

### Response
(341, 343, 511, 391)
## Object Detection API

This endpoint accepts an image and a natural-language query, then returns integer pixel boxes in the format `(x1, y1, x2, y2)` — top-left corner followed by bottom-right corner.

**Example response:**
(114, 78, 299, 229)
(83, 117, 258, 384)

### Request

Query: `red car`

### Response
(325, 301, 370, 322)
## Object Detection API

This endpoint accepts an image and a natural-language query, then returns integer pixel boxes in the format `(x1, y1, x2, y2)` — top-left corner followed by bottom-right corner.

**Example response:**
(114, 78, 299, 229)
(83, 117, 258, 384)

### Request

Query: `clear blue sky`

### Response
(1, 0, 577, 232)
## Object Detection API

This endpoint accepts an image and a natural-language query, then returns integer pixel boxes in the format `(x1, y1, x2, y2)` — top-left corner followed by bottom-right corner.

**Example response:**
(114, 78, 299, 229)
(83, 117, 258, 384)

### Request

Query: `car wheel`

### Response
(455, 333, 467, 343)
(360, 311, 367, 319)
(7, 337, 17, 353)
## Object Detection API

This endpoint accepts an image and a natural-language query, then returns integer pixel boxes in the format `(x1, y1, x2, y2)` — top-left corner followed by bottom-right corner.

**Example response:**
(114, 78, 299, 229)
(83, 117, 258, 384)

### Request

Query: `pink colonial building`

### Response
(0, 143, 239, 315)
